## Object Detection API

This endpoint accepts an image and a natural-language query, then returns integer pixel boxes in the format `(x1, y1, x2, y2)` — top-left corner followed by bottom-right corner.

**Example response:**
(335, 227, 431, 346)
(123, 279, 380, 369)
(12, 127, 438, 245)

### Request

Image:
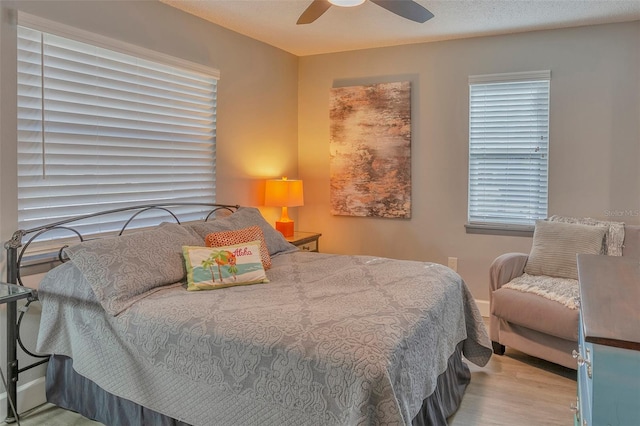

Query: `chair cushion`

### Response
(491, 287, 579, 341)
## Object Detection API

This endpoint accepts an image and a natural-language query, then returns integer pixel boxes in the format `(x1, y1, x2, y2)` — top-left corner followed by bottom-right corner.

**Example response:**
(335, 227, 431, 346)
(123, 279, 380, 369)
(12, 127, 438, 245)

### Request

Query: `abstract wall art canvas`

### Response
(329, 81, 411, 218)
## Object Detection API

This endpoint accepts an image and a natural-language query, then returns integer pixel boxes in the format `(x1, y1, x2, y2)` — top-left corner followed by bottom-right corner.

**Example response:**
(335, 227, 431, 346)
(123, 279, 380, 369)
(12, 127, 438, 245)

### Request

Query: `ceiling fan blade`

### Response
(370, 0, 434, 23)
(297, 0, 333, 25)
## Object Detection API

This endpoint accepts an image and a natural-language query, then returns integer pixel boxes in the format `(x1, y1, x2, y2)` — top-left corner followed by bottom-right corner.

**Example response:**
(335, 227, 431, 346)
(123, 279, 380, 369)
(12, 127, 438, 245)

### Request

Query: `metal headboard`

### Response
(3, 202, 239, 423)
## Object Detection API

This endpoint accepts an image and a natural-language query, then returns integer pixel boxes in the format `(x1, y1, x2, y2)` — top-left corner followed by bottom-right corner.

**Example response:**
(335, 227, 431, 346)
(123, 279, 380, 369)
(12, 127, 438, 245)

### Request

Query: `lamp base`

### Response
(275, 221, 294, 237)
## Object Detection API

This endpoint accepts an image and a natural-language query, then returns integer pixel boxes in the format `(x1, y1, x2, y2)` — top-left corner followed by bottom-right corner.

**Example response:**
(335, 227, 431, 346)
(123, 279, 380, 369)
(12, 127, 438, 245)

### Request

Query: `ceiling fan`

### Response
(297, 0, 434, 25)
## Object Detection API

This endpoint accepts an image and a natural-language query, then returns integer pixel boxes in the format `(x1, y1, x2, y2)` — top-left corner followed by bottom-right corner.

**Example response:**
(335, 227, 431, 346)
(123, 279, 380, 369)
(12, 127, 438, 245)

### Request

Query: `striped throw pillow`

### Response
(524, 220, 607, 280)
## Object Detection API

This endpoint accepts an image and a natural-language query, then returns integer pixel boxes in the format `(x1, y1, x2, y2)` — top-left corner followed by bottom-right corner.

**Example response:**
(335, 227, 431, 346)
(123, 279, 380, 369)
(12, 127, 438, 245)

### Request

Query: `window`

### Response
(17, 16, 218, 240)
(467, 71, 550, 233)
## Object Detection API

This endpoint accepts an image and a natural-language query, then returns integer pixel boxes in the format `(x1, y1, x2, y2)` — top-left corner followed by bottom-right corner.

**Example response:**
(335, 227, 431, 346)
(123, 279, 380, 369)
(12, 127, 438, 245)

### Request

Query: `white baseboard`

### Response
(0, 376, 47, 420)
(476, 299, 490, 317)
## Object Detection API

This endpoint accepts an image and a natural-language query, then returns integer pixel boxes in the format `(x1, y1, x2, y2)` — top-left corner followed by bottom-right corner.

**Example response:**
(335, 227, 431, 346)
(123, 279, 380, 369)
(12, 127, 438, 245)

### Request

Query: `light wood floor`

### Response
(450, 348, 576, 425)
(4, 330, 576, 426)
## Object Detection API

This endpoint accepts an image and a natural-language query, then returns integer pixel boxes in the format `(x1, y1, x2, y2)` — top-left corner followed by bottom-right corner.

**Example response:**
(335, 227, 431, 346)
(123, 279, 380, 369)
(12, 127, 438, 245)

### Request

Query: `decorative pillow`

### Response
(64, 222, 203, 316)
(524, 220, 608, 280)
(548, 215, 625, 256)
(187, 220, 228, 240)
(183, 241, 268, 291)
(188, 207, 297, 256)
(205, 226, 271, 269)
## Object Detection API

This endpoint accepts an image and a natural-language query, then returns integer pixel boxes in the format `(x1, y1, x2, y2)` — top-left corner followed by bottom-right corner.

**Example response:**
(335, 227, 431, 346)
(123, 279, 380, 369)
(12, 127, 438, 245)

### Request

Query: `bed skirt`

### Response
(45, 342, 470, 426)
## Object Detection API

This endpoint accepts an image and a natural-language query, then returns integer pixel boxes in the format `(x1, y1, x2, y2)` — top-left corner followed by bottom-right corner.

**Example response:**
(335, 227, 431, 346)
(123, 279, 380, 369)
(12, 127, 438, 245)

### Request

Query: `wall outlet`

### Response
(448, 257, 458, 272)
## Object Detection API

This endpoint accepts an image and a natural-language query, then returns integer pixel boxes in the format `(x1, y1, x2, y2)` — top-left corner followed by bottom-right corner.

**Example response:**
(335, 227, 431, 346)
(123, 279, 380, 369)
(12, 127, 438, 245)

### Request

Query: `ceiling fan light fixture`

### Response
(297, 0, 433, 25)
(329, 0, 366, 7)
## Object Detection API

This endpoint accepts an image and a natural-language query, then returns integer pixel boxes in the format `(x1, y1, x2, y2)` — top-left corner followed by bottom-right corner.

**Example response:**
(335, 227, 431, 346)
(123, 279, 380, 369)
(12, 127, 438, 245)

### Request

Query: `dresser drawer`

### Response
(298, 239, 317, 252)
(591, 345, 640, 426)
(286, 232, 321, 253)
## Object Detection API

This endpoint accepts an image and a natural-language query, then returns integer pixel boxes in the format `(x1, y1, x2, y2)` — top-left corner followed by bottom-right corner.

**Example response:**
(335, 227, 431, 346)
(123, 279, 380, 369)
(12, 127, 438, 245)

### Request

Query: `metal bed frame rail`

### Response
(3, 203, 238, 423)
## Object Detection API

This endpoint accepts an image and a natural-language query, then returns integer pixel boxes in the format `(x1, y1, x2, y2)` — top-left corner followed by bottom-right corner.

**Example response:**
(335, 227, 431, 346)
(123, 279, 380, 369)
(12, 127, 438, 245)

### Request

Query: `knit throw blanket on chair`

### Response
(503, 273, 580, 310)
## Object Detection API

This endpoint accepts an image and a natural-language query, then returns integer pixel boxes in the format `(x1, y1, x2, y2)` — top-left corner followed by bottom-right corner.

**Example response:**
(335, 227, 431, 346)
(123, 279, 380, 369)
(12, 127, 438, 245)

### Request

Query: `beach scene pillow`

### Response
(183, 241, 268, 291)
(205, 225, 272, 269)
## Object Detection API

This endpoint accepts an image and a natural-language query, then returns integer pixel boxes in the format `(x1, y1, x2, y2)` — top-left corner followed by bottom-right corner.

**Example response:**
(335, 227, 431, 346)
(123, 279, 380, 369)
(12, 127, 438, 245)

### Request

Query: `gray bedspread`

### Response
(36, 251, 491, 426)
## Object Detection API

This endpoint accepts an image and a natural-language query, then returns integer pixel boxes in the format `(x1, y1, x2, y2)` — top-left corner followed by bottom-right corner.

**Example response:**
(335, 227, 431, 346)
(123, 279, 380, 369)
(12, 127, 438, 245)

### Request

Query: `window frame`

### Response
(466, 70, 551, 236)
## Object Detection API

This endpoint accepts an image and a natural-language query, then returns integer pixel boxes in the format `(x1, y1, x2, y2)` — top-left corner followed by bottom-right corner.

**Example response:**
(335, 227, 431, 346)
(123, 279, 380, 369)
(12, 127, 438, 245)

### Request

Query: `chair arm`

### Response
(489, 253, 529, 292)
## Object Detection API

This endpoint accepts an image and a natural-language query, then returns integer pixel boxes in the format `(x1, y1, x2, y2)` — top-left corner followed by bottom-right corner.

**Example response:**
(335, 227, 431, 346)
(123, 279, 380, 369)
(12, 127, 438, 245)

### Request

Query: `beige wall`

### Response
(298, 21, 640, 302)
(0, 0, 298, 415)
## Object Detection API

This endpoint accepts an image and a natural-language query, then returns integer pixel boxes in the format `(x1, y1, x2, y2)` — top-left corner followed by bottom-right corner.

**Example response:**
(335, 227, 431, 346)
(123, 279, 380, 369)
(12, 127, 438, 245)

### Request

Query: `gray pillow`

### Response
(64, 222, 203, 316)
(524, 220, 607, 280)
(188, 207, 297, 256)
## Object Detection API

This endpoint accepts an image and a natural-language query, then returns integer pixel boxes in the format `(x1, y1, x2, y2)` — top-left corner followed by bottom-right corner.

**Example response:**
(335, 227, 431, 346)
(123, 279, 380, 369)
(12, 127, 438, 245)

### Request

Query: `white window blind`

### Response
(17, 23, 218, 239)
(468, 71, 550, 228)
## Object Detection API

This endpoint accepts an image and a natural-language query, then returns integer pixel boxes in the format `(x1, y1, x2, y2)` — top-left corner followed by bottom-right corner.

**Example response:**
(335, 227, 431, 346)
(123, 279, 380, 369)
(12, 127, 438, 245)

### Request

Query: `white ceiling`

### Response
(159, 0, 640, 56)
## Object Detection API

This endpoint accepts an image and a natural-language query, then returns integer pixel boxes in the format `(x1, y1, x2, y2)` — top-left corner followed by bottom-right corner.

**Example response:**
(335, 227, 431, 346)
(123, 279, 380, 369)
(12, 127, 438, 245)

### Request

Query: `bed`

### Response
(6, 203, 491, 426)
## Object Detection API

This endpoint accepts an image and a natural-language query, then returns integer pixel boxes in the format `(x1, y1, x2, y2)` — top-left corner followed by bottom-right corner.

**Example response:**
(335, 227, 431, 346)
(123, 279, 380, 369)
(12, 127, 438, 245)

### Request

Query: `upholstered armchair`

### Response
(489, 216, 640, 369)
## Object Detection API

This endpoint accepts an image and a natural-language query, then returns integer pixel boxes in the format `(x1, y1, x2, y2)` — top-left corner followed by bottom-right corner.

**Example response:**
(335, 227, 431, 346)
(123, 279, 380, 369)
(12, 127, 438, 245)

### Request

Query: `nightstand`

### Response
(1, 282, 34, 423)
(286, 232, 322, 252)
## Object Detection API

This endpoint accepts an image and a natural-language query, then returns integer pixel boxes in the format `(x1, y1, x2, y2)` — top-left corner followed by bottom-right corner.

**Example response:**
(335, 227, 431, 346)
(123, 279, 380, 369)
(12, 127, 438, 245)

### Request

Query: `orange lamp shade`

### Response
(264, 177, 304, 237)
(264, 178, 304, 207)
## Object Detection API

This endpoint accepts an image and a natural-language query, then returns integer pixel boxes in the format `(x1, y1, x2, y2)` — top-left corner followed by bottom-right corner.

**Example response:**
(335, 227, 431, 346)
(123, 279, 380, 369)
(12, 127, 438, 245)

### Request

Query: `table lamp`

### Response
(264, 177, 304, 237)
